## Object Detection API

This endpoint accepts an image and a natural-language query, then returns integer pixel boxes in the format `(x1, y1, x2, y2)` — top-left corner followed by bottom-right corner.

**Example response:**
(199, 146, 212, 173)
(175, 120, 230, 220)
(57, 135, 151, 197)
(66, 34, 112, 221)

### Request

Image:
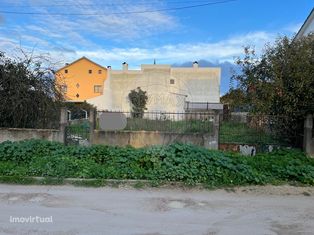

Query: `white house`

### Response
(87, 62, 222, 113)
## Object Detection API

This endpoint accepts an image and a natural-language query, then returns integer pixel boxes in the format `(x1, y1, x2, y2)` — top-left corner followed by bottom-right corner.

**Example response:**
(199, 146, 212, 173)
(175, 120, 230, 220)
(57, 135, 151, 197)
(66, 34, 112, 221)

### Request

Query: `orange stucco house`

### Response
(55, 57, 108, 101)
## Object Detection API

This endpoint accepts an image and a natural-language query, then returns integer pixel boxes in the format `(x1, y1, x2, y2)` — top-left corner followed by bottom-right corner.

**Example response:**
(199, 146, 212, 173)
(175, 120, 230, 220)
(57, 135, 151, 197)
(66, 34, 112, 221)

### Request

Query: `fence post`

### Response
(304, 114, 314, 156)
(59, 107, 68, 144)
(89, 108, 96, 145)
(204, 109, 220, 149)
(213, 110, 220, 148)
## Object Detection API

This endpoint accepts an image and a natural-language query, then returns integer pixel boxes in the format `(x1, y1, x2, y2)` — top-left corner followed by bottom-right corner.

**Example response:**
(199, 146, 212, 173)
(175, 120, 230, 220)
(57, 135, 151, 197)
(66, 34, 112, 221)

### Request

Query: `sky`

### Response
(0, 0, 313, 93)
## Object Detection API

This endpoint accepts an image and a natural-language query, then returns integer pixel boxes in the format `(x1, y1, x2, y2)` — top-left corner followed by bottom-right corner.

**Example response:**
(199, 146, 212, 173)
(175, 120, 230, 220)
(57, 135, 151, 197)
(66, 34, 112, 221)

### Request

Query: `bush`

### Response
(0, 140, 64, 163)
(0, 140, 313, 186)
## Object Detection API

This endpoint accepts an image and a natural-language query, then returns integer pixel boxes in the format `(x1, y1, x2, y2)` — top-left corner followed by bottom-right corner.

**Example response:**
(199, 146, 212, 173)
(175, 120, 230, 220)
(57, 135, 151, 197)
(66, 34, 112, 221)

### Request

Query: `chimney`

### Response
(122, 62, 128, 71)
(193, 61, 199, 68)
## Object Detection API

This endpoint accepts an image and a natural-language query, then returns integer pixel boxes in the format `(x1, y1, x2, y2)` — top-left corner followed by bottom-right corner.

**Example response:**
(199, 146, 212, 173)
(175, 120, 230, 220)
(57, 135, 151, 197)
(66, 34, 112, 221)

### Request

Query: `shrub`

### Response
(0, 140, 313, 186)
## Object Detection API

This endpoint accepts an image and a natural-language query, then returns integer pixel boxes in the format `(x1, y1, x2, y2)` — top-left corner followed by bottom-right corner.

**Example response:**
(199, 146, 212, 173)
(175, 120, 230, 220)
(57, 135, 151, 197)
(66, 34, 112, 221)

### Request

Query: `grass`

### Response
(124, 118, 213, 133)
(0, 140, 313, 187)
(219, 121, 281, 145)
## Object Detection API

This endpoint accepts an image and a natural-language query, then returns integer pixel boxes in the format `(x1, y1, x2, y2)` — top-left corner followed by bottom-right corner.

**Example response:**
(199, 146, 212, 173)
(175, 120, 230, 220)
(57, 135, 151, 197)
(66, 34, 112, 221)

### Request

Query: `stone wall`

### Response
(92, 130, 217, 148)
(0, 128, 62, 143)
(0, 108, 67, 144)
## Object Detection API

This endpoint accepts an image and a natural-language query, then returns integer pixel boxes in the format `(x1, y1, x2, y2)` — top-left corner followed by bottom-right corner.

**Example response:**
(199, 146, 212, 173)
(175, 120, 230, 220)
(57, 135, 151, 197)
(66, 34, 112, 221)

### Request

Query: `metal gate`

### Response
(65, 109, 90, 146)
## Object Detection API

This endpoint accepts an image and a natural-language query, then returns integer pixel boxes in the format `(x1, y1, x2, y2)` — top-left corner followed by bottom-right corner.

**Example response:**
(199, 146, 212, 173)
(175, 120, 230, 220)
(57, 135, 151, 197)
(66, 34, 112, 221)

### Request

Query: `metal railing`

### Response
(96, 111, 214, 133)
(184, 102, 223, 111)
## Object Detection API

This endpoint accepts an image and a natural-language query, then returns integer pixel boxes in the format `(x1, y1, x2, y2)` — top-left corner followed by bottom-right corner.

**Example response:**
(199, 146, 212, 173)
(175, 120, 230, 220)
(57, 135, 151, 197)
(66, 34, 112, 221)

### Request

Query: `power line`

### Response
(0, 0, 236, 16)
(0, 0, 219, 8)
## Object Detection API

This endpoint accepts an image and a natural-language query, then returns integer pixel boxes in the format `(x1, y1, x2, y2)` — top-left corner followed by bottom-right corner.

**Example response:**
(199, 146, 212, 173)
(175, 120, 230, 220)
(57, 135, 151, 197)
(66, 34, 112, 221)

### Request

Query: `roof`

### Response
(295, 7, 314, 39)
(56, 56, 108, 72)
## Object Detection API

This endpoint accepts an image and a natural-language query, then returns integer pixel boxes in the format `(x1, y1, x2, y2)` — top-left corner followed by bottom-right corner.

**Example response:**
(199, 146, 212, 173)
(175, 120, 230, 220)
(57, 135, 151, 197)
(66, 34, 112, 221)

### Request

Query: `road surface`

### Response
(0, 184, 313, 235)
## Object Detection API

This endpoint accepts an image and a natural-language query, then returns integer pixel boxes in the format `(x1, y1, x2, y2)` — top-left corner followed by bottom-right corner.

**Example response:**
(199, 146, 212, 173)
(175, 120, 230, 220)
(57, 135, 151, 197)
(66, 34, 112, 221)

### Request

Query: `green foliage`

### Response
(221, 88, 249, 112)
(0, 140, 64, 163)
(65, 101, 94, 120)
(128, 87, 148, 118)
(219, 121, 279, 145)
(0, 176, 36, 185)
(0, 51, 62, 128)
(0, 140, 314, 186)
(232, 35, 314, 146)
(125, 118, 213, 133)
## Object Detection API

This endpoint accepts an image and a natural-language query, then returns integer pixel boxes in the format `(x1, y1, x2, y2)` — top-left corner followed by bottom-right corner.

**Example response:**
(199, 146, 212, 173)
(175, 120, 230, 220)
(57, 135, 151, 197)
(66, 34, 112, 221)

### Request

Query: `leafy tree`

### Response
(0, 51, 63, 128)
(221, 88, 249, 112)
(64, 101, 94, 120)
(232, 34, 314, 146)
(128, 87, 148, 118)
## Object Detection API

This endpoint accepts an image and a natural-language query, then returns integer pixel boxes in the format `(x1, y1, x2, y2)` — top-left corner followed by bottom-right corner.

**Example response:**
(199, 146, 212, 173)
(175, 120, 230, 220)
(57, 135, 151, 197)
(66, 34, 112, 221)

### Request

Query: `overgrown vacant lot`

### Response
(0, 140, 313, 187)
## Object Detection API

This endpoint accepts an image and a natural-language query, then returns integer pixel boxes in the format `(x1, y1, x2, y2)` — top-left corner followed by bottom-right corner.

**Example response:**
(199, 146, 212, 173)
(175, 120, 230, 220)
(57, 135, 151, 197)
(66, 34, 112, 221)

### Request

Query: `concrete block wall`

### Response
(0, 107, 67, 144)
(92, 130, 213, 148)
(0, 128, 63, 143)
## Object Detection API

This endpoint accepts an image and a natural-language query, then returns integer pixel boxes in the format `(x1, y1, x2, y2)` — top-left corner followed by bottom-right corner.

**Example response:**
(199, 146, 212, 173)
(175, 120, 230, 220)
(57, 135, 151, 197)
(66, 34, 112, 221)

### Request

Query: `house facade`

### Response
(55, 57, 108, 101)
(56, 58, 222, 113)
(295, 8, 314, 39)
(87, 62, 221, 113)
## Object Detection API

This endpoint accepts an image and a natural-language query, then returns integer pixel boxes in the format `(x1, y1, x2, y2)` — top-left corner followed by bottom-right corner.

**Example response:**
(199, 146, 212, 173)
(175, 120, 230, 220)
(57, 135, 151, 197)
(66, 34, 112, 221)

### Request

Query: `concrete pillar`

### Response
(204, 110, 220, 149)
(59, 107, 68, 144)
(304, 114, 314, 156)
(89, 108, 96, 145)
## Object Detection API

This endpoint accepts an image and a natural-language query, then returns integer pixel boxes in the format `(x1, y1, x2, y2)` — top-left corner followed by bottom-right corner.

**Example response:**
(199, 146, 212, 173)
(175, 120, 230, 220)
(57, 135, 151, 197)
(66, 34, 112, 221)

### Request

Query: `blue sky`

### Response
(0, 0, 313, 93)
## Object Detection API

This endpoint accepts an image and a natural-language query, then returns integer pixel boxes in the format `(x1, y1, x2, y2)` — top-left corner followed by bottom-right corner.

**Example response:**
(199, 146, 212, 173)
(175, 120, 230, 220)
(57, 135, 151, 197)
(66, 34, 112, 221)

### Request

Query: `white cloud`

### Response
(0, 0, 178, 63)
(0, 29, 277, 69)
(1, 0, 176, 44)
(0, 0, 297, 70)
(74, 31, 276, 68)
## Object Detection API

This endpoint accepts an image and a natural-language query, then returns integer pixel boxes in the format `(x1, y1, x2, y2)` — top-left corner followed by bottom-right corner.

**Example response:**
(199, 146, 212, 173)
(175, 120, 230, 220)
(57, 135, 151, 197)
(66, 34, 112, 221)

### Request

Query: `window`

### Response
(89, 69, 92, 74)
(94, 85, 102, 93)
(170, 79, 175, 84)
(61, 85, 67, 93)
(98, 70, 102, 74)
(65, 69, 68, 74)
(76, 83, 80, 88)
(76, 93, 80, 98)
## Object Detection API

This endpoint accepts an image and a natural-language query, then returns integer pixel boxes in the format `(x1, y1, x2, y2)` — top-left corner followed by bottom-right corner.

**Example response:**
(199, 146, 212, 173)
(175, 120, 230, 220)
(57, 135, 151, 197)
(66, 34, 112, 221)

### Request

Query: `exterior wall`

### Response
(92, 130, 216, 148)
(55, 57, 107, 101)
(171, 67, 220, 103)
(0, 128, 62, 143)
(296, 8, 314, 39)
(87, 64, 221, 112)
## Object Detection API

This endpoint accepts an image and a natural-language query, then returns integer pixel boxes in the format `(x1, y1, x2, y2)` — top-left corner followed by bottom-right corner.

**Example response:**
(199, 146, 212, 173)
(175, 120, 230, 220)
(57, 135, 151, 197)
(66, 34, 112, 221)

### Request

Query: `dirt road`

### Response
(0, 184, 313, 235)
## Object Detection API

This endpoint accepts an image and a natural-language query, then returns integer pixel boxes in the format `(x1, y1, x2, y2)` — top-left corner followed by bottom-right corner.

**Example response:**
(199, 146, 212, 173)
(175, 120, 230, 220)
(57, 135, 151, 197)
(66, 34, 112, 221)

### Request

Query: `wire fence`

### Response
(64, 109, 304, 148)
(219, 113, 303, 147)
(0, 107, 61, 130)
(96, 111, 215, 133)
